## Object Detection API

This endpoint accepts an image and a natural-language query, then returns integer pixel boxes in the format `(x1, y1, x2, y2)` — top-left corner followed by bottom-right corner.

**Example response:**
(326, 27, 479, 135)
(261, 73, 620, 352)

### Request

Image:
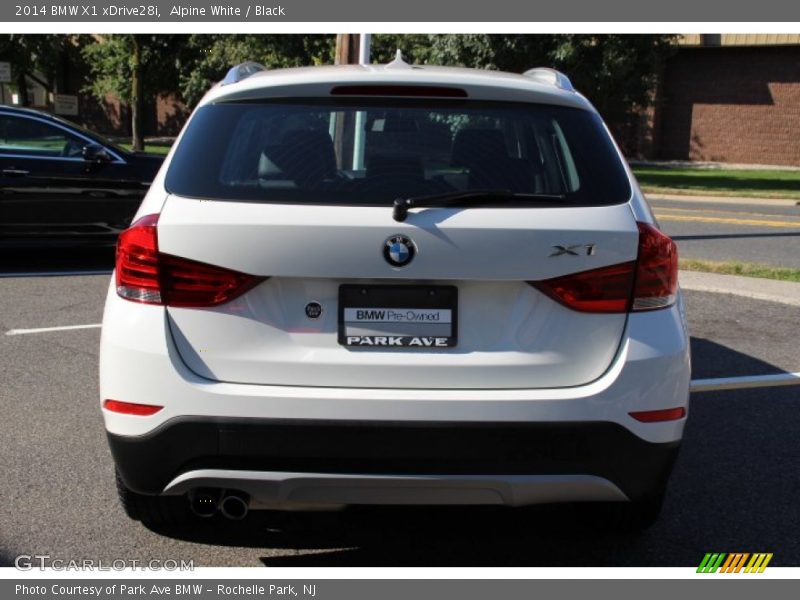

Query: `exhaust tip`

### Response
(220, 492, 249, 521)
(189, 488, 220, 518)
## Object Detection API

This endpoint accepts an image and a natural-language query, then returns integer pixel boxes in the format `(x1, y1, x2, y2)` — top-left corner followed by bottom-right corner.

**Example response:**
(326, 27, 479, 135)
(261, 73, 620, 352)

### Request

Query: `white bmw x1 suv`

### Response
(100, 56, 690, 530)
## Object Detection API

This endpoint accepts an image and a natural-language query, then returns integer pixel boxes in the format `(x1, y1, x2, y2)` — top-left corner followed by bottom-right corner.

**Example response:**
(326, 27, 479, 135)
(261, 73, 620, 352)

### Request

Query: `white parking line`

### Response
(4, 321, 800, 393)
(690, 372, 800, 392)
(5, 323, 102, 336)
(0, 270, 112, 278)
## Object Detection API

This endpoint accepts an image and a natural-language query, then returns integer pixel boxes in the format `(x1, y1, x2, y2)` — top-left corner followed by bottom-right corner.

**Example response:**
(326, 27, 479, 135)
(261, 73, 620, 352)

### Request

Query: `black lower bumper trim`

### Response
(108, 417, 680, 501)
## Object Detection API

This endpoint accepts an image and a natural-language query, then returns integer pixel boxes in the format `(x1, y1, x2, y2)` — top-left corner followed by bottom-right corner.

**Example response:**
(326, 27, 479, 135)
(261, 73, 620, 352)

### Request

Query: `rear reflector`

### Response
(330, 85, 468, 98)
(629, 407, 686, 422)
(103, 399, 163, 416)
(116, 214, 264, 307)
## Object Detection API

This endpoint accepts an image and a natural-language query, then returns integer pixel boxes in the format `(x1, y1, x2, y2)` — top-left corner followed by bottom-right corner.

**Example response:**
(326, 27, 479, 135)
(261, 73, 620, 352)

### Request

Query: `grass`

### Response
(119, 143, 171, 155)
(633, 167, 800, 200)
(109, 142, 800, 199)
(680, 259, 800, 283)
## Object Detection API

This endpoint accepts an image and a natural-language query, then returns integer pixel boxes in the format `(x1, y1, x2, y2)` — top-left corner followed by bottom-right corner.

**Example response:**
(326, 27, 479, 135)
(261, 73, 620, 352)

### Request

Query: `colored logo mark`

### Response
(697, 552, 773, 573)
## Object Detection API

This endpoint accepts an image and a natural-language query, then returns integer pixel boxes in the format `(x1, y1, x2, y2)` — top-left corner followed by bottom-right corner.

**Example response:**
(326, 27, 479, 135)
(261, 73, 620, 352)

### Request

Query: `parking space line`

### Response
(0, 270, 112, 278)
(5, 319, 799, 393)
(5, 323, 102, 336)
(690, 372, 800, 392)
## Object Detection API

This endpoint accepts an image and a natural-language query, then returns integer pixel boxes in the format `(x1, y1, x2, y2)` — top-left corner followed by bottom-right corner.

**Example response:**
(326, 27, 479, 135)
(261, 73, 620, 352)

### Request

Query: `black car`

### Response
(0, 106, 164, 247)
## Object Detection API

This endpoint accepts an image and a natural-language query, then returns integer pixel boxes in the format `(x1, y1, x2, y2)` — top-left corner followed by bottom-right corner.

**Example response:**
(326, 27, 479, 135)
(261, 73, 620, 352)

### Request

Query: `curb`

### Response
(679, 270, 800, 307)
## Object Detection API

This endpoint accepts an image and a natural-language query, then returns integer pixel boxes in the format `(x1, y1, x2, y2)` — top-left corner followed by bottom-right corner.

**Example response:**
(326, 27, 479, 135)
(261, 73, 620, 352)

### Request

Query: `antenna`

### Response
(385, 49, 412, 69)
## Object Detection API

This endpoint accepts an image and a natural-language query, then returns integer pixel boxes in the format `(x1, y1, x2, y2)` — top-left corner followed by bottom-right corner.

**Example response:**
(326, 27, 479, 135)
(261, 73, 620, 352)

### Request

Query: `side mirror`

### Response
(82, 143, 112, 163)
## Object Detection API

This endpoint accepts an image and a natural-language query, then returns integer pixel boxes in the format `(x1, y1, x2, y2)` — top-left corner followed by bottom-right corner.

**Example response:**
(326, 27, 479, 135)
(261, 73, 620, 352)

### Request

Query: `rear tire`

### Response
(115, 470, 193, 527)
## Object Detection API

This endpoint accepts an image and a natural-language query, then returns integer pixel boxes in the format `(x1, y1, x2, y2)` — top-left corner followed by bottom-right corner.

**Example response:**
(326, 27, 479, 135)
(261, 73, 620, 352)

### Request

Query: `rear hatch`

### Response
(156, 93, 637, 389)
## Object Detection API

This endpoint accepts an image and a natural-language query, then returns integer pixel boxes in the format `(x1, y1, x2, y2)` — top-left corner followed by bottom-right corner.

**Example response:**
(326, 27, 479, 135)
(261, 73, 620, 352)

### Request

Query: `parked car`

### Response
(0, 106, 164, 247)
(101, 56, 690, 530)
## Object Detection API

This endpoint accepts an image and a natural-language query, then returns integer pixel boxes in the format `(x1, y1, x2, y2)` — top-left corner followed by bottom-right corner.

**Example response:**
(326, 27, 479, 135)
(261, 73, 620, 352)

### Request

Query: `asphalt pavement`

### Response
(0, 268, 798, 567)
(648, 195, 800, 269)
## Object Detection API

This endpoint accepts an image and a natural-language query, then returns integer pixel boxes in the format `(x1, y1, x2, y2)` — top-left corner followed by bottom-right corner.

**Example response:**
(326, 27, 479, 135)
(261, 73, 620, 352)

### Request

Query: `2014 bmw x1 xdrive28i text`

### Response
(100, 56, 690, 530)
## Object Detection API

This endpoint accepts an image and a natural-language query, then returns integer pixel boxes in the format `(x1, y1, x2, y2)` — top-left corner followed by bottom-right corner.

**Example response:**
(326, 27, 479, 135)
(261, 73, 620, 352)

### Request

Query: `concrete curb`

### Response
(679, 270, 800, 307)
(646, 192, 799, 208)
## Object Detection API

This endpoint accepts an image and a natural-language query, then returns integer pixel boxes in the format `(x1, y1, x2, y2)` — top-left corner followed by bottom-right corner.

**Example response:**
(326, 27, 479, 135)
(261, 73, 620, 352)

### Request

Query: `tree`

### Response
(426, 34, 677, 132)
(0, 34, 91, 106)
(82, 35, 185, 151)
(177, 35, 335, 108)
(371, 34, 433, 65)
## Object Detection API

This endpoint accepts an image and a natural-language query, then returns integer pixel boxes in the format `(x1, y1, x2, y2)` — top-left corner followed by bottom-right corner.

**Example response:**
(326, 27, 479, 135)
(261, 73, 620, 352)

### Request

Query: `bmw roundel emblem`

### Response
(383, 235, 416, 267)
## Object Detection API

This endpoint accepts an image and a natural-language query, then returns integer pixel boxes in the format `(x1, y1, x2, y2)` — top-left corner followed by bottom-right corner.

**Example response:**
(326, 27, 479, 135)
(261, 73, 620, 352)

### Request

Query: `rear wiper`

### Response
(392, 189, 567, 222)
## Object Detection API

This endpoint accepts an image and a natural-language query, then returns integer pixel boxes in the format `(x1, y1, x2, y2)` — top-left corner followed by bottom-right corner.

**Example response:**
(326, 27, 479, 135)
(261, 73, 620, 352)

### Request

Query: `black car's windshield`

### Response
(165, 99, 631, 206)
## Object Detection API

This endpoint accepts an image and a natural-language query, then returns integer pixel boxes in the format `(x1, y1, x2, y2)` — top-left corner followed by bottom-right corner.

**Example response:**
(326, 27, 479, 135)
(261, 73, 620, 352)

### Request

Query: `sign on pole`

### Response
(54, 94, 78, 116)
(0, 62, 11, 83)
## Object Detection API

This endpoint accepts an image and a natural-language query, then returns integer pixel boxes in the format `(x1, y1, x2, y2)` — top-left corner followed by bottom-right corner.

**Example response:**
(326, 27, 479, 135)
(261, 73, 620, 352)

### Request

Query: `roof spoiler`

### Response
(220, 62, 267, 86)
(522, 68, 574, 92)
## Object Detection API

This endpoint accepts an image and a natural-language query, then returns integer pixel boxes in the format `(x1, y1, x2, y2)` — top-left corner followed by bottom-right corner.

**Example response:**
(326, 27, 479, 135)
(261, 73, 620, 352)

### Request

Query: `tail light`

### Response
(533, 262, 636, 313)
(115, 214, 264, 307)
(532, 222, 678, 313)
(632, 222, 678, 311)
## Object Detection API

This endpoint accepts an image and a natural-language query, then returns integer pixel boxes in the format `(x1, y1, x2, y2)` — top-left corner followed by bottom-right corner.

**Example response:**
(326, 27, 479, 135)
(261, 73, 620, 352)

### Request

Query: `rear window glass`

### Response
(165, 99, 631, 206)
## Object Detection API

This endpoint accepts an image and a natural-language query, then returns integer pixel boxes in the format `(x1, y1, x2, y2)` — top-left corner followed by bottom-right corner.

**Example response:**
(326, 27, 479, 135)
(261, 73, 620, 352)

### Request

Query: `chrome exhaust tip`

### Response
(188, 488, 220, 518)
(220, 492, 249, 520)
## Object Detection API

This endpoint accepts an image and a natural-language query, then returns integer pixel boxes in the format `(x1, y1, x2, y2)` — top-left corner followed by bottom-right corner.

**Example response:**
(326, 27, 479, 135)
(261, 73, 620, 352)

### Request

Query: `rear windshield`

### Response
(165, 99, 631, 206)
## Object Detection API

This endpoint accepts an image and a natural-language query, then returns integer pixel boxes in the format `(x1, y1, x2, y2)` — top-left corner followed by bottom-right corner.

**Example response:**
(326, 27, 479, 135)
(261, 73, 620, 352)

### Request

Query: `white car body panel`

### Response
(158, 199, 639, 389)
(100, 280, 690, 445)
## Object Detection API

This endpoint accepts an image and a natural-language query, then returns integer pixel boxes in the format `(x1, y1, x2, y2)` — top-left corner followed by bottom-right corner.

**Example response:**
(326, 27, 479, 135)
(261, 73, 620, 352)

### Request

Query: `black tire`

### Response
(115, 470, 193, 527)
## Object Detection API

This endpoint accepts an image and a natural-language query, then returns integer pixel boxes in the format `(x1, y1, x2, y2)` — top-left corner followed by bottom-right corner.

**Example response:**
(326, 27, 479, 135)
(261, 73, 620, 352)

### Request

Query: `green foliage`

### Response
(426, 34, 677, 121)
(4, 33, 676, 141)
(371, 35, 433, 65)
(177, 35, 335, 107)
(82, 34, 183, 103)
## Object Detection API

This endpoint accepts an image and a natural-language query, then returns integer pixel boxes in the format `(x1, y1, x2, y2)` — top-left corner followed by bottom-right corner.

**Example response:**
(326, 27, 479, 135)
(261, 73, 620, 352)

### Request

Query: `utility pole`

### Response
(334, 34, 360, 65)
(130, 35, 144, 152)
(332, 34, 372, 170)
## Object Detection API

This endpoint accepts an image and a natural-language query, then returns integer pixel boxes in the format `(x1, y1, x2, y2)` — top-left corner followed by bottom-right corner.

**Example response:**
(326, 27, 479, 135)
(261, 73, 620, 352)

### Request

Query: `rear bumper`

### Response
(101, 283, 690, 507)
(109, 417, 680, 504)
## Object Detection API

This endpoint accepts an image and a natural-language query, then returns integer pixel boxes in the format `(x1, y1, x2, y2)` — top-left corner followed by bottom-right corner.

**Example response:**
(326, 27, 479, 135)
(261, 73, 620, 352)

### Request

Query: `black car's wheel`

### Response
(115, 470, 193, 527)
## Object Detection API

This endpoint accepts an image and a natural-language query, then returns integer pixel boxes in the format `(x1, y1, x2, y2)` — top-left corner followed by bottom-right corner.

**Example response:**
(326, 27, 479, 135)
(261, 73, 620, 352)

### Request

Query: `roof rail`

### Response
(220, 61, 267, 86)
(522, 68, 575, 92)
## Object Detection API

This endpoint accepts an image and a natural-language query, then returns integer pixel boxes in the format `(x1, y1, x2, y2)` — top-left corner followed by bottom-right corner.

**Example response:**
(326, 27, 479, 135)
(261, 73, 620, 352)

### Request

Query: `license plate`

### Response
(338, 285, 457, 348)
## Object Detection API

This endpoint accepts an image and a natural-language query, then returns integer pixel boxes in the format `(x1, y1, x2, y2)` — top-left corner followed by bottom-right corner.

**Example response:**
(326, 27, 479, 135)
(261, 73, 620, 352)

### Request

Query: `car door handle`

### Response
(2, 168, 29, 177)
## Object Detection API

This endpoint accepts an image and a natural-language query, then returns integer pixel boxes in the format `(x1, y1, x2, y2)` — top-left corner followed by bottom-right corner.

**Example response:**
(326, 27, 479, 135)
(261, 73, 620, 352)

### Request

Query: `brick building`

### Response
(645, 34, 800, 167)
